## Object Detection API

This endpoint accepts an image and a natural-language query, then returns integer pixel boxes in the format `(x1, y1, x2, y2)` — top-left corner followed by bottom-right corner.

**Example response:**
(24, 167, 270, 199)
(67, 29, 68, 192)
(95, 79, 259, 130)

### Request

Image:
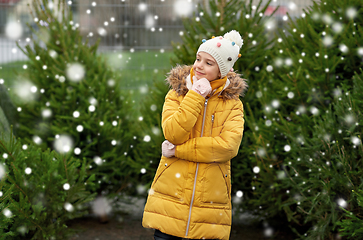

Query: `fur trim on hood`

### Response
(165, 65, 248, 100)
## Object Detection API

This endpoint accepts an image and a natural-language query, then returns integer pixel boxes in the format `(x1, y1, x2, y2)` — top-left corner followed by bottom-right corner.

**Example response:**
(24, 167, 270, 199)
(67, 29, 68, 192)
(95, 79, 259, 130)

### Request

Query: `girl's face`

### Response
(193, 52, 221, 81)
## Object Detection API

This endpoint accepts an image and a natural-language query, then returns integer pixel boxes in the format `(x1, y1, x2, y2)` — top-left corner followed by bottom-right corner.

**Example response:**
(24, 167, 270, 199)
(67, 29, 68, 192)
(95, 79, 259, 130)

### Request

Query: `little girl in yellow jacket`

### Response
(142, 30, 247, 240)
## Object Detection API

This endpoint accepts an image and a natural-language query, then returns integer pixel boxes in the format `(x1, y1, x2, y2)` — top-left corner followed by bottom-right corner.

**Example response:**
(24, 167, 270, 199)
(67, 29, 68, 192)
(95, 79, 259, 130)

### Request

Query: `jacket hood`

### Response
(165, 65, 248, 100)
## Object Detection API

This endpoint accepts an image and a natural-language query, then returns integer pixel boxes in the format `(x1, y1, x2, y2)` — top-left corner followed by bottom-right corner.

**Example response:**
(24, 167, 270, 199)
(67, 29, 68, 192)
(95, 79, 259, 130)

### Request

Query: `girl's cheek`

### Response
(192, 67, 200, 80)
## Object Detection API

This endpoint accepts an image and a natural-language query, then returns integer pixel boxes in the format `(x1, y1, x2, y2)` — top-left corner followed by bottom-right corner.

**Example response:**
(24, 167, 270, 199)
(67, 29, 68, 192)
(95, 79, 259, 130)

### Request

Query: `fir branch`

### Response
(253, 136, 275, 173)
(284, 166, 310, 203)
(0, 186, 13, 202)
(0, 140, 16, 162)
(63, 155, 69, 181)
(297, 206, 311, 216)
(116, 175, 130, 194)
(8, 197, 44, 233)
(218, 0, 226, 23)
(5, 173, 30, 204)
(10, 162, 21, 178)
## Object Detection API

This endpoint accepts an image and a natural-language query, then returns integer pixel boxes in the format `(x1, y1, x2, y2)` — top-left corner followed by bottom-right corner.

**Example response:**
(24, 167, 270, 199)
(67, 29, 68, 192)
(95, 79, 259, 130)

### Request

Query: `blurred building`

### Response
(76, 0, 191, 50)
(0, 0, 22, 34)
(0, 0, 314, 64)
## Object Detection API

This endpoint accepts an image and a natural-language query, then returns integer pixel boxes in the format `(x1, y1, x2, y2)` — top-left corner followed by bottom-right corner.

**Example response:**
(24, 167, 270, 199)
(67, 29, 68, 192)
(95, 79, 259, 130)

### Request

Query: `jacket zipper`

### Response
(185, 99, 208, 237)
(211, 114, 214, 135)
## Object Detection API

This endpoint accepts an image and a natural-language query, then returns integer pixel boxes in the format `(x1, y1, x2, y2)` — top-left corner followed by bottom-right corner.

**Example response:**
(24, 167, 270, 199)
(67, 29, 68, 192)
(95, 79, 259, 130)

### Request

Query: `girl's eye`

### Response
(207, 62, 212, 65)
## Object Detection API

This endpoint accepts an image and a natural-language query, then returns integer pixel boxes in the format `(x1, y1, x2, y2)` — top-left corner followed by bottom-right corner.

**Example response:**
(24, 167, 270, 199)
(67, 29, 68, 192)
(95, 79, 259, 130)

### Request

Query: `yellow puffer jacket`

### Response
(142, 65, 247, 240)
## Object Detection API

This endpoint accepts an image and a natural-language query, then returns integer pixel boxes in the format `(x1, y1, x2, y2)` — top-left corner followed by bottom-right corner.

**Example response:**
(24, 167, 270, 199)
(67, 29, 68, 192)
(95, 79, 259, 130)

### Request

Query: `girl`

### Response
(142, 30, 247, 240)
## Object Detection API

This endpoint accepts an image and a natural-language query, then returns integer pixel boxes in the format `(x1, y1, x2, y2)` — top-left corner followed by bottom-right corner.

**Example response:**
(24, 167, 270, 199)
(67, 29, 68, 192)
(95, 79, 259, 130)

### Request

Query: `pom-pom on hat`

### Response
(197, 30, 243, 78)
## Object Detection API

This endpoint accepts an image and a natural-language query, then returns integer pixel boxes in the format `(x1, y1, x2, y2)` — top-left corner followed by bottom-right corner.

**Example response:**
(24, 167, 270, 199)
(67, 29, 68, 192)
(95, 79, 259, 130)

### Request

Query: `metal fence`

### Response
(0, 0, 314, 65)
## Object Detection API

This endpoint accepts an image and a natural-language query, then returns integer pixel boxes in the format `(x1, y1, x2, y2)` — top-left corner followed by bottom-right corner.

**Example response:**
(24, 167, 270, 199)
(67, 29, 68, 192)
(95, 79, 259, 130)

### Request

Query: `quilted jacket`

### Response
(142, 65, 247, 240)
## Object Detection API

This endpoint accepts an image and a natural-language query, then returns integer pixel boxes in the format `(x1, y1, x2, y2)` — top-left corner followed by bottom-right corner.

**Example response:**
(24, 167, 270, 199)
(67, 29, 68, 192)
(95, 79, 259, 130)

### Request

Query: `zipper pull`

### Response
(211, 114, 214, 123)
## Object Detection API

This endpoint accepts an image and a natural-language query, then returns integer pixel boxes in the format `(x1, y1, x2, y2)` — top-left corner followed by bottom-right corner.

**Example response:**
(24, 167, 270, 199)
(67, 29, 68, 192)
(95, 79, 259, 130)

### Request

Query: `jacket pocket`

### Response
(151, 157, 186, 200)
(201, 163, 230, 205)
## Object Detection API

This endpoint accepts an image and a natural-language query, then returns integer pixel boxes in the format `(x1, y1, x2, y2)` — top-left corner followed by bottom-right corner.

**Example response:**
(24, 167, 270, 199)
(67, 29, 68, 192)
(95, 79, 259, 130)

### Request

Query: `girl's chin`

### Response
(194, 74, 205, 80)
(195, 76, 213, 81)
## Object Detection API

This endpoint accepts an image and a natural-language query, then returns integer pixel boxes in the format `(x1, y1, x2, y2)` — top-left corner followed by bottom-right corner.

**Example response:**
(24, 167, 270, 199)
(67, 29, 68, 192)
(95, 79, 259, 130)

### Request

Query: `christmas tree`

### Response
(0, 130, 95, 239)
(12, 0, 137, 194)
(245, 0, 363, 238)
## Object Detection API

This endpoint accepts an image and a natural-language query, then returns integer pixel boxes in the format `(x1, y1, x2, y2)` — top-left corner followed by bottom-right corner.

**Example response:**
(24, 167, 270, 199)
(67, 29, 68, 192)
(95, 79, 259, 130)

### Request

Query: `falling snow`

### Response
(0, 165, 5, 179)
(74, 147, 81, 155)
(271, 100, 280, 108)
(92, 196, 112, 217)
(346, 7, 358, 19)
(351, 136, 361, 146)
(337, 198, 348, 208)
(49, 50, 58, 58)
(76, 125, 84, 132)
(284, 145, 291, 152)
(13, 80, 37, 102)
(53, 135, 74, 153)
(310, 106, 319, 115)
(25, 167, 32, 175)
(89, 105, 96, 112)
(339, 44, 349, 53)
(42, 109, 52, 118)
(236, 190, 243, 198)
(3, 209, 12, 218)
(94, 156, 103, 165)
(64, 202, 74, 212)
(5, 21, 23, 40)
(287, 92, 294, 99)
(151, 127, 160, 135)
(263, 226, 274, 237)
(322, 35, 333, 47)
(145, 15, 156, 29)
(63, 183, 70, 190)
(357, 47, 363, 56)
(332, 22, 343, 34)
(66, 63, 85, 82)
(143, 135, 151, 142)
(97, 27, 107, 36)
(32, 135, 42, 145)
(173, 0, 193, 17)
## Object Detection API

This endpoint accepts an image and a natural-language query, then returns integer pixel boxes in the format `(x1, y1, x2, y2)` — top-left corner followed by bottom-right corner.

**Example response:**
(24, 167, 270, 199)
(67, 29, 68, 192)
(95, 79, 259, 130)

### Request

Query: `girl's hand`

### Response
(192, 76, 212, 98)
(162, 140, 176, 158)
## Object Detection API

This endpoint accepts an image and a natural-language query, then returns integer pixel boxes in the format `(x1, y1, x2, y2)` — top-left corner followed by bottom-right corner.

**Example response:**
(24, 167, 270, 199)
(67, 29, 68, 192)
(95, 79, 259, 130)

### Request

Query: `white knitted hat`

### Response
(197, 30, 243, 78)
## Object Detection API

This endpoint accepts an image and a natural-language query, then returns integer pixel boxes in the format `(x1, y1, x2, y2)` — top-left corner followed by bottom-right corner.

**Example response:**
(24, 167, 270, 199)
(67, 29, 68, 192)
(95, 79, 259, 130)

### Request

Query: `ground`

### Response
(67, 215, 294, 240)
(67, 196, 295, 240)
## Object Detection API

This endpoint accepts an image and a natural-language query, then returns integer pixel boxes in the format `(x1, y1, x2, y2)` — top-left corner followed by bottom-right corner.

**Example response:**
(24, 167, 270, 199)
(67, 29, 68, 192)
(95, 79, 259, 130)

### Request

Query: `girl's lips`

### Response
(195, 70, 204, 75)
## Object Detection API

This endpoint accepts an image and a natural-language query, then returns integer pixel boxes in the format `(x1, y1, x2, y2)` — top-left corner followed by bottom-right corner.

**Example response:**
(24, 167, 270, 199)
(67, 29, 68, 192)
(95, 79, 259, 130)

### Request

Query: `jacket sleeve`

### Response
(174, 100, 244, 163)
(162, 89, 205, 145)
